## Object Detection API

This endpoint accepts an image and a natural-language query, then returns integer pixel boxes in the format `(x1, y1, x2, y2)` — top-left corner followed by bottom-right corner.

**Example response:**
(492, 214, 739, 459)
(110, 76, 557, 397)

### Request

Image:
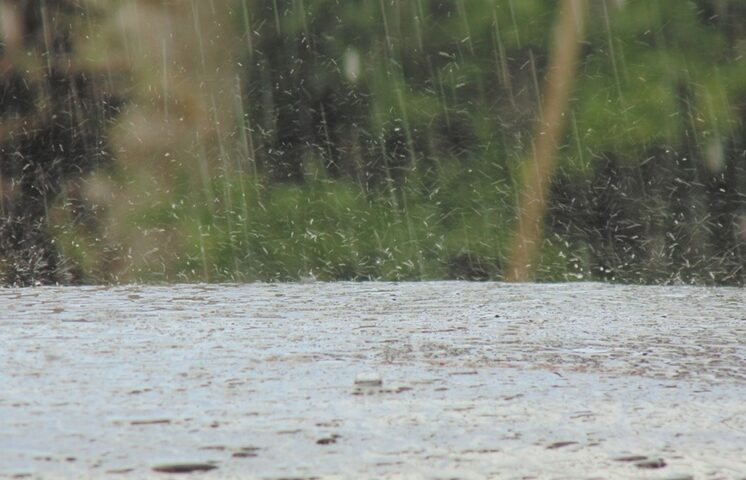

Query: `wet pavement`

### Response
(1, 282, 745, 479)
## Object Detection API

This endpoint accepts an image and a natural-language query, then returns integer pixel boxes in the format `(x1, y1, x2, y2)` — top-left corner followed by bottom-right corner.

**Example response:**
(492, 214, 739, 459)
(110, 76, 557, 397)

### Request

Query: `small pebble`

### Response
(546, 441, 577, 449)
(354, 372, 382, 387)
(613, 455, 648, 462)
(635, 458, 666, 469)
(152, 463, 218, 473)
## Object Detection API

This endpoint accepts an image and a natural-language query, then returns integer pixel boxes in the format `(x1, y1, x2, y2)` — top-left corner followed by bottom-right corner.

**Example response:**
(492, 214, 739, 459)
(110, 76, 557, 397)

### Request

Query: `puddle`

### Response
(0, 282, 744, 478)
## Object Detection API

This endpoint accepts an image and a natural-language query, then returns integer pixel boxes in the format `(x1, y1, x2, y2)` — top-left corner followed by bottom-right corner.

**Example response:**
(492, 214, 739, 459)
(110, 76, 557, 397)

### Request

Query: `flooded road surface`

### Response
(1, 282, 745, 479)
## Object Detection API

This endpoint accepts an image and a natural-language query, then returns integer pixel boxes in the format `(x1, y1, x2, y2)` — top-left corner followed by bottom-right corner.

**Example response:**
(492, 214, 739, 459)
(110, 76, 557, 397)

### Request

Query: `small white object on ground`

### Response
(354, 372, 382, 387)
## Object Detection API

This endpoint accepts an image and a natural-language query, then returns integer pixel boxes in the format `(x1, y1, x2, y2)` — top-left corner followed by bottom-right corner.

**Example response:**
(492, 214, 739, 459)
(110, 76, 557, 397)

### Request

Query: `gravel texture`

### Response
(1, 282, 745, 479)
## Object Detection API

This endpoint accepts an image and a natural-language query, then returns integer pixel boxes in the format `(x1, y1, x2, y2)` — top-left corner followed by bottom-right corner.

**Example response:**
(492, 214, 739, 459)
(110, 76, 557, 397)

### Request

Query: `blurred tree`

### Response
(242, 0, 375, 184)
(2, 0, 744, 284)
(0, 0, 122, 285)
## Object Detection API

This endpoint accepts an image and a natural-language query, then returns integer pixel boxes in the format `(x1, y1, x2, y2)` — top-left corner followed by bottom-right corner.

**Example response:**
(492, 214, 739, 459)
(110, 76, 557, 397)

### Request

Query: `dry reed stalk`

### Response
(506, 0, 589, 282)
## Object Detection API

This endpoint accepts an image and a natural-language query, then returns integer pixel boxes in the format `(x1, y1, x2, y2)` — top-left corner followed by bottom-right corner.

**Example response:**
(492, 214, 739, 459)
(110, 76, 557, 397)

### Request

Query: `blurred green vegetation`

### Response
(2, 0, 746, 285)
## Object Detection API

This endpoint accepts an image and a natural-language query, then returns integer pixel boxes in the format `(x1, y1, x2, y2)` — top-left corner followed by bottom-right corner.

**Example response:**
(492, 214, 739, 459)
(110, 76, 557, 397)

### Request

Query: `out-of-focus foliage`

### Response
(0, 1, 124, 285)
(1, 0, 745, 284)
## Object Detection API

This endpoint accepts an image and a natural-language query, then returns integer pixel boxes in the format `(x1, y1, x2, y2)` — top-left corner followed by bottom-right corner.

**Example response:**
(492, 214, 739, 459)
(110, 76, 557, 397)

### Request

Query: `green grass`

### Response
(145, 155, 516, 282)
